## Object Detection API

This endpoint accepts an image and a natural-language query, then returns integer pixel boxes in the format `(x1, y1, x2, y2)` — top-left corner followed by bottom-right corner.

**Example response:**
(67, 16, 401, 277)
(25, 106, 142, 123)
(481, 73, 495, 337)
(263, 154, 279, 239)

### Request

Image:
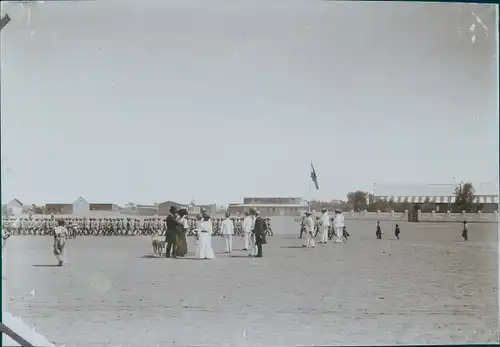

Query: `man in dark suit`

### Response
(252, 210, 266, 258)
(165, 206, 182, 258)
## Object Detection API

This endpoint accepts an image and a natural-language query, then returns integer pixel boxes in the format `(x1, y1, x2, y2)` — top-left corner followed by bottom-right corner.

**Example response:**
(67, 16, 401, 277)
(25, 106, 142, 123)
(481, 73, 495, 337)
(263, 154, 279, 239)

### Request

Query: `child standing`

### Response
(376, 221, 382, 240)
(462, 221, 468, 241)
(395, 224, 401, 240)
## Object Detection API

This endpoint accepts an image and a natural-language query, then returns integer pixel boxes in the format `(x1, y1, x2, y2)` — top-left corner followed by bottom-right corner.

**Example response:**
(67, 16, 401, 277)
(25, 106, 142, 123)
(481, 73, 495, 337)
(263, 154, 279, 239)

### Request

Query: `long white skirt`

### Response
(196, 232, 214, 259)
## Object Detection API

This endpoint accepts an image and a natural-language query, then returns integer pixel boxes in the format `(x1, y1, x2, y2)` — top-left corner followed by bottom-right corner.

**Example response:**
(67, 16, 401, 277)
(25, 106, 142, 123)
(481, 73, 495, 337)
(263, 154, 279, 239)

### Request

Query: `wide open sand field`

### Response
(3, 220, 498, 346)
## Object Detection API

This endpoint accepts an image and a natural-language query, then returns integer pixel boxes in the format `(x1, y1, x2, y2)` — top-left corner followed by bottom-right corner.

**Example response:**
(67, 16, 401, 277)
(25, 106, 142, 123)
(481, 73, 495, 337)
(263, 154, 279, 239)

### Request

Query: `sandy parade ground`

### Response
(2, 220, 499, 347)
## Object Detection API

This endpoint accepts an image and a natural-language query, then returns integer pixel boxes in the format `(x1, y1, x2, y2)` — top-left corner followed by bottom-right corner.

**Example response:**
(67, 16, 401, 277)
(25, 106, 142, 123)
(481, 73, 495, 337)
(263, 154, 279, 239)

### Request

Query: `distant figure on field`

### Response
(376, 221, 382, 240)
(395, 224, 401, 240)
(342, 225, 350, 242)
(462, 221, 468, 241)
(53, 219, 69, 266)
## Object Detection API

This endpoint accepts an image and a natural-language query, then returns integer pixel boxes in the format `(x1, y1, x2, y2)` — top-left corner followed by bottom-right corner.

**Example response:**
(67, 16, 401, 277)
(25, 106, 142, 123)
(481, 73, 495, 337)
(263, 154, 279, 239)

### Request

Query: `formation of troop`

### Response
(1, 214, 274, 237)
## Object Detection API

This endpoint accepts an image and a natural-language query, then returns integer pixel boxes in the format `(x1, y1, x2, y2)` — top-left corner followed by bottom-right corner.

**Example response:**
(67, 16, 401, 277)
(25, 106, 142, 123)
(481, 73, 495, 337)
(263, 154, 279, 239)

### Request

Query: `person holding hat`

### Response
(165, 206, 182, 258)
(303, 211, 316, 248)
(220, 212, 235, 253)
(319, 208, 331, 244)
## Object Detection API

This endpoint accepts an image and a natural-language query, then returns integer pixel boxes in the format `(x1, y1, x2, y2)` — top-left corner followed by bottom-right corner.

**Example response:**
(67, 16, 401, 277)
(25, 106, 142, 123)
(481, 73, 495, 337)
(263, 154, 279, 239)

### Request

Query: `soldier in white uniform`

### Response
(319, 207, 330, 244)
(333, 209, 345, 243)
(220, 212, 235, 253)
(303, 211, 316, 248)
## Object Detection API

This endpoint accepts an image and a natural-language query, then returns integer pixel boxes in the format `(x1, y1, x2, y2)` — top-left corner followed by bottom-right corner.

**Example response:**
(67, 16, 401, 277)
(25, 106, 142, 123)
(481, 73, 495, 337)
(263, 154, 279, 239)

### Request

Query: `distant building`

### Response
(73, 197, 90, 216)
(5, 199, 23, 216)
(158, 201, 216, 216)
(373, 182, 499, 212)
(45, 203, 73, 215)
(89, 203, 121, 212)
(228, 197, 308, 216)
(136, 204, 159, 216)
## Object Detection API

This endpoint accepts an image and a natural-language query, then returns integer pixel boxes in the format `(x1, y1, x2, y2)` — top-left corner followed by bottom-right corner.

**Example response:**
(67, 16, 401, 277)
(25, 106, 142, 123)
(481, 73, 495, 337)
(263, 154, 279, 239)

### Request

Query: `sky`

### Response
(1, 0, 498, 206)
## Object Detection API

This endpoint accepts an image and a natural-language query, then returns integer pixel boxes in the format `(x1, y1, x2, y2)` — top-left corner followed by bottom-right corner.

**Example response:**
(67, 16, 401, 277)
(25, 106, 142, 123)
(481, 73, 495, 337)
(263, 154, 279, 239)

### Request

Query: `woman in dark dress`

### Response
(176, 209, 189, 257)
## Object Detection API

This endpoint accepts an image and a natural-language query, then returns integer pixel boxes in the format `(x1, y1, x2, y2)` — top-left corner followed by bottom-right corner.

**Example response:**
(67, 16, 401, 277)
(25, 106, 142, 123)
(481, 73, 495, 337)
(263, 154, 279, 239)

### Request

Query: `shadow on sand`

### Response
(280, 245, 305, 249)
(32, 264, 61, 267)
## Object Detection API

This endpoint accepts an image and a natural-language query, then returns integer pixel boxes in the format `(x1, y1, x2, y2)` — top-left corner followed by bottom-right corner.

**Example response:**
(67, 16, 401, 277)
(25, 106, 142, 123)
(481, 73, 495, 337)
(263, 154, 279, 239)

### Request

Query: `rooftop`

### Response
(374, 182, 498, 198)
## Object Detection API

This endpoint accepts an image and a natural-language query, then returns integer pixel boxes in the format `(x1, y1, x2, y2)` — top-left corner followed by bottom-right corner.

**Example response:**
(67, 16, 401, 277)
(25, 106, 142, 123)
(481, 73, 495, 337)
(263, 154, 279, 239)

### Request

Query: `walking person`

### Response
(221, 212, 235, 253)
(395, 224, 401, 240)
(196, 214, 215, 259)
(303, 211, 316, 248)
(333, 209, 345, 243)
(298, 215, 306, 239)
(319, 208, 330, 244)
(462, 221, 468, 241)
(53, 219, 69, 266)
(252, 210, 266, 257)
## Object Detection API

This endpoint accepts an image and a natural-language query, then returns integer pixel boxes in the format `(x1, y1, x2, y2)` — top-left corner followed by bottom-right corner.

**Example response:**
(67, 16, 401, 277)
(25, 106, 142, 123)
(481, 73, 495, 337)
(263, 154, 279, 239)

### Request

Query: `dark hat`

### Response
(169, 206, 178, 214)
(321, 207, 327, 212)
(305, 211, 312, 216)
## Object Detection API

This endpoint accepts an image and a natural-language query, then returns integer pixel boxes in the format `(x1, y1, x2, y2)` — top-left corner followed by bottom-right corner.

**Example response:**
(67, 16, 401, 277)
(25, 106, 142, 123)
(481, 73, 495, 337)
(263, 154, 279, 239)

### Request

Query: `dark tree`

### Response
(454, 182, 476, 212)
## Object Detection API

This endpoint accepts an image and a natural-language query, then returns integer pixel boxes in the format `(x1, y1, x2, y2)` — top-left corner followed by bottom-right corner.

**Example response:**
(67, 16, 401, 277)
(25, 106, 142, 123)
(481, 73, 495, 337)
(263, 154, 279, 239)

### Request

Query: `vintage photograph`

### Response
(1, 1, 498, 346)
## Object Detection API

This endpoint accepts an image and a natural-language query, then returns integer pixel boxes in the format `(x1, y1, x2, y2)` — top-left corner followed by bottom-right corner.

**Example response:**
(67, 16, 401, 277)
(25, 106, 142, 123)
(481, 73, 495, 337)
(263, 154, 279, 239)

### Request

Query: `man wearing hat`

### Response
(165, 206, 182, 258)
(333, 209, 345, 243)
(252, 209, 266, 257)
(303, 211, 316, 248)
(319, 207, 331, 244)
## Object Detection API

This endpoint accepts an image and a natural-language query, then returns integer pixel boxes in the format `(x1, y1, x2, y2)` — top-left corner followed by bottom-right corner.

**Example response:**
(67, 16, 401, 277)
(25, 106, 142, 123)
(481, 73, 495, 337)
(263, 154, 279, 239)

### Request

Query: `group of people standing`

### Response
(300, 208, 347, 248)
(164, 206, 269, 259)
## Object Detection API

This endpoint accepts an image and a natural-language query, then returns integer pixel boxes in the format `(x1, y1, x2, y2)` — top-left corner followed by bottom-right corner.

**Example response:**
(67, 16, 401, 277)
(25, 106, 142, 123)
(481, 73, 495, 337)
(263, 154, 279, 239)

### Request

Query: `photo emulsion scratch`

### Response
(1, 1, 498, 346)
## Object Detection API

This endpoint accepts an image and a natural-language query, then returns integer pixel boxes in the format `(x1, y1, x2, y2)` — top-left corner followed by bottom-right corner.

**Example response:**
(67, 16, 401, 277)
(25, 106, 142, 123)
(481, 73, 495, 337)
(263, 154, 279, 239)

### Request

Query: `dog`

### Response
(151, 236, 166, 256)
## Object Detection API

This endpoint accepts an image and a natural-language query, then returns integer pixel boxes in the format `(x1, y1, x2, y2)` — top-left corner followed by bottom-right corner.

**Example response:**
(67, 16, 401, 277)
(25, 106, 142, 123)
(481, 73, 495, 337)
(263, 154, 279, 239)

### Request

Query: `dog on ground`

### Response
(151, 236, 165, 256)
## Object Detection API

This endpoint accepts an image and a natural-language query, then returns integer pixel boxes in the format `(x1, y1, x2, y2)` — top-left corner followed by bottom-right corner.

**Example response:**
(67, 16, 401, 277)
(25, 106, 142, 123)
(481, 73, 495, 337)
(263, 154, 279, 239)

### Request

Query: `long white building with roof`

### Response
(373, 182, 498, 211)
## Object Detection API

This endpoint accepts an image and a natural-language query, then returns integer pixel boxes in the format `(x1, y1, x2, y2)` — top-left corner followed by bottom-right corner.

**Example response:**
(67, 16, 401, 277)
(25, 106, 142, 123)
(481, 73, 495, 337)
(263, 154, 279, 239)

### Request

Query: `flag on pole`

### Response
(310, 162, 319, 190)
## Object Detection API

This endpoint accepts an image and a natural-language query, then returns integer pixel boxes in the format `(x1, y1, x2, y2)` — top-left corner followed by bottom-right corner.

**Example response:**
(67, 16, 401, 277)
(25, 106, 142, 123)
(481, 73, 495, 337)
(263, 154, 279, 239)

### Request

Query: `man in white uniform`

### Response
(242, 212, 253, 251)
(220, 212, 235, 253)
(333, 209, 345, 243)
(319, 207, 330, 244)
(303, 211, 316, 248)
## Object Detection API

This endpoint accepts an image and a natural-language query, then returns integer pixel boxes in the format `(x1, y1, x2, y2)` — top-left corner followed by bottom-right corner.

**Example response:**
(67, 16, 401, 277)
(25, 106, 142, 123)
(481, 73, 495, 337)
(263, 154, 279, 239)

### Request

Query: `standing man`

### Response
(333, 209, 345, 243)
(303, 211, 316, 248)
(319, 207, 330, 244)
(165, 206, 182, 258)
(252, 210, 266, 257)
(242, 212, 253, 251)
(220, 212, 235, 253)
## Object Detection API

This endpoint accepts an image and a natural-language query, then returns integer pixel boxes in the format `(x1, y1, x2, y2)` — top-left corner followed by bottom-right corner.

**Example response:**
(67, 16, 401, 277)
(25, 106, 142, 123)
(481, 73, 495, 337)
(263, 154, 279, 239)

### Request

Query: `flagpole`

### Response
(308, 180, 312, 212)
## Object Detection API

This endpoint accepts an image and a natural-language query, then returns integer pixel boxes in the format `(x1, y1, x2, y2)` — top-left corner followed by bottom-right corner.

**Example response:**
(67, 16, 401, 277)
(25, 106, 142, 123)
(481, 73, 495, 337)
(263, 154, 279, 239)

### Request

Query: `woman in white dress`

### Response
(220, 212, 235, 253)
(196, 215, 214, 260)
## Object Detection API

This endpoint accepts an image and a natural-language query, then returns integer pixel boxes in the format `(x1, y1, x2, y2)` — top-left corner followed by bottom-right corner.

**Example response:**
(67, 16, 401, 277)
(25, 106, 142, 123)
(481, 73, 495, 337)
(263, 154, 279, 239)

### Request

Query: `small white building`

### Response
(6, 199, 23, 216)
(73, 196, 90, 216)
